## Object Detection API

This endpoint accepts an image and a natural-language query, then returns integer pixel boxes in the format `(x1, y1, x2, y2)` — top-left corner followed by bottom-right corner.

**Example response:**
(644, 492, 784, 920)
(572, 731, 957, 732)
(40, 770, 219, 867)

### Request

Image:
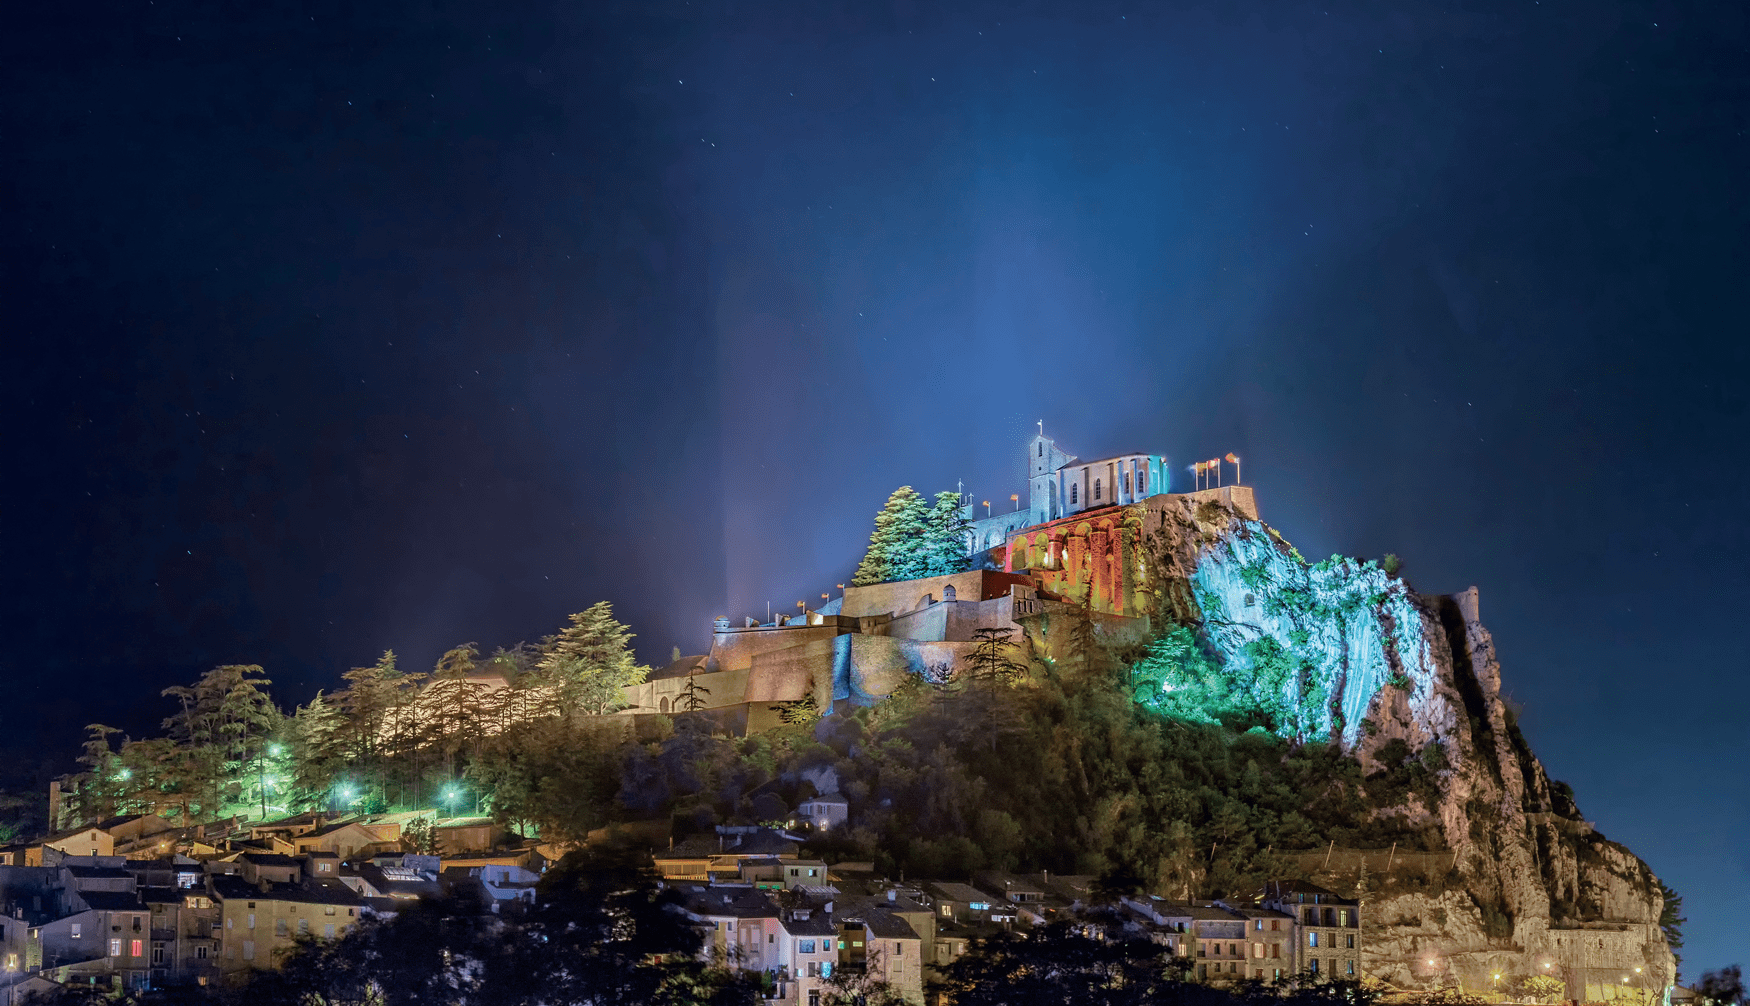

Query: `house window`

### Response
(243, 940, 255, 961)
(110, 939, 122, 957)
(807, 962, 819, 978)
(1338, 910, 1349, 927)
(196, 946, 208, 960)
(1346, 934, 1355, 948)
(1124, 472, 1131, 494)
(1273, 944, 1281, 958)
(1070, 484, 1078, 504)
(275, 919, 287, 937)
(1038, 443, 1043, 457)
(660, 697, 670, 713)
(71, 924, 81, 938)
(1348, 959, 1356, 976)
(1271, 920, 1280, 931)
(130, 940, 143, 957)
(1254, 920, 1262, 931)
(1198, 944, 1206, 957)
(1199, 964, 1208, 979)
(1230, 944, 1238, 956)
(894, 943, 902, 955)
(822, 962, 833, 978)
(298, 919, 308, 935)
(809, 992, 820, 1006)
(325, 906, 336, 916)
(1309, 932, 1319, 947)
(1094, 479, 1102, 500)
(248, 914, 256, 930)
(324, 924, 335, 939)
(1310, 958, 1320, 975)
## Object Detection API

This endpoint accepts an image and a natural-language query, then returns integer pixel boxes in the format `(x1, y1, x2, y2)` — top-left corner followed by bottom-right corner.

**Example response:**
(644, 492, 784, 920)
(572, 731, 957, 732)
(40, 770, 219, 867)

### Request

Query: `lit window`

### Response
(130, 939, 142, 957)
(110, 939, 122, 957)
(1309, 932, 1319, 947)
(71, 924, 81, 939)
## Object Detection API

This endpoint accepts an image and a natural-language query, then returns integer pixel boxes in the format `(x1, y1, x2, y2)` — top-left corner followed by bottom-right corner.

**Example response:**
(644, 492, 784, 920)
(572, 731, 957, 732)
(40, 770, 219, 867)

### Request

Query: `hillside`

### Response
(1122, 496, 1676, 994)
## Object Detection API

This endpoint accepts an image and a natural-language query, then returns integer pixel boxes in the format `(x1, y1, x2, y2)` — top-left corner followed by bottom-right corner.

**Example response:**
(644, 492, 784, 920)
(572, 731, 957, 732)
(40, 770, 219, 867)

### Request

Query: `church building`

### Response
(962, 429, 1169, 555)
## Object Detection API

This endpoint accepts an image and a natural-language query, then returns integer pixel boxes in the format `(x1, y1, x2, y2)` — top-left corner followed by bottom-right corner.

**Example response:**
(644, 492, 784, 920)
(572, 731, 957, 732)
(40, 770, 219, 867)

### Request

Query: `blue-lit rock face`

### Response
(1190, 521, 1430, 747)
(1129, 499, 1674, 994)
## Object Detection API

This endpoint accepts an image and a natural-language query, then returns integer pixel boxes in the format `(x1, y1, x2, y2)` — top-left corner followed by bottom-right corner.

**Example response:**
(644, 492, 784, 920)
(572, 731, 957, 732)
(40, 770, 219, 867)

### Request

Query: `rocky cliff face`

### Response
(1145, 497, 1674, 997)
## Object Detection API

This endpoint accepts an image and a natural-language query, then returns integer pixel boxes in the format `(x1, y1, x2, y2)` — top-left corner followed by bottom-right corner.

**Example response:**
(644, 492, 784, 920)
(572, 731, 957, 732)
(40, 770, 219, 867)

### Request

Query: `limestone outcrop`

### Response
(1144, 498, 1674, 997)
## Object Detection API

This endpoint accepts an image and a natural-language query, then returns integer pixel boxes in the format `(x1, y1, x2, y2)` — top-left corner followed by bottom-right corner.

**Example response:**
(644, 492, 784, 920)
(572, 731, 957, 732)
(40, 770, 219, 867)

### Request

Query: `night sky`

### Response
(5, 0, 1745, 973)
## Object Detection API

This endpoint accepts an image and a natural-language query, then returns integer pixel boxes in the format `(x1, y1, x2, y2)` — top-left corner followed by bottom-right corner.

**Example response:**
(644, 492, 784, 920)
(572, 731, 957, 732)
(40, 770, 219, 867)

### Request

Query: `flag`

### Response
(1225, 453, 1240, 464)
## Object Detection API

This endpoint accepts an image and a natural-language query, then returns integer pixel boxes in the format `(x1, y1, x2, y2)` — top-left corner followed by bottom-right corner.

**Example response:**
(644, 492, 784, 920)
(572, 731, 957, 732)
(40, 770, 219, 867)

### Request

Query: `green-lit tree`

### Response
(922, 490, 974, 576)
(535, 602, 649, 717)
(286, 691, 347, 810)
(852, 486, 931, 585)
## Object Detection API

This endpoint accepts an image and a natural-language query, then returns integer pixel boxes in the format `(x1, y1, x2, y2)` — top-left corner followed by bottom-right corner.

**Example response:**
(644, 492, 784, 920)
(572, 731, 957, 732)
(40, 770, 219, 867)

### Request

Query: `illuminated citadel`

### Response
(620, 430, 1258, 729)
(612, 429, 1678, 999)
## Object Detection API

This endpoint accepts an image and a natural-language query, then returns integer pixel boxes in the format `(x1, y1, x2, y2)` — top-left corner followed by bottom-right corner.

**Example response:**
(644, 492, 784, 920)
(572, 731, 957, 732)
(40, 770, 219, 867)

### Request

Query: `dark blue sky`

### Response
(4, 0, 1744, 973)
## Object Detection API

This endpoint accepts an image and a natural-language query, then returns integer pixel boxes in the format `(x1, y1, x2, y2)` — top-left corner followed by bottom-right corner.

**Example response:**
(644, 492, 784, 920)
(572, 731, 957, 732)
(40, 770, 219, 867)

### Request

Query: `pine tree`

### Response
(923, 490, 974, 576)
(427, 643, 487, 778)
(535, 602, 650, 716)
(852, 486, 931, 585)
(677, 667, 711, 713)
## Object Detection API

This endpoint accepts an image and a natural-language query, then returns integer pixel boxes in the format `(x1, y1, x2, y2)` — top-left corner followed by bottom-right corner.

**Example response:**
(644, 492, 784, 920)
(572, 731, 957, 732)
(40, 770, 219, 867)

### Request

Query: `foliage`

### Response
(1521, 975, 1566, 1003)
(963, 626, 1026, 685)
(923, 489, 974, 576)
(535, 602, 650, 716)
(852, 485, 971, 585)
(1700, 966, 1746, 1006)
(853, 486, 931, 585)
(1659, 879, 1685, 970)
(49, 599, 652, 838)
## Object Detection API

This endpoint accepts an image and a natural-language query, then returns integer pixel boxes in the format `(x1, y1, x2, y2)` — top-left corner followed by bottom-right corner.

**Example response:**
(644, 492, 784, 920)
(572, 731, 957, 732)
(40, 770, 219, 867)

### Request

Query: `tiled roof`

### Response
(210, 874, 363, 907)
(77, 890, 146, 912)
(863, 912, 920, 939)
(781, 912, 837, 937)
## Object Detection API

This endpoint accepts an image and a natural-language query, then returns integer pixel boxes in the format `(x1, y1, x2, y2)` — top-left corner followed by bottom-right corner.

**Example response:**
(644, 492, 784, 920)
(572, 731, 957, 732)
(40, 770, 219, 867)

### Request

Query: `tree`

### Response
(677, 666, 711, 713)
(922, 490, 974, 576)
(1659, 880, 1686, 973)
(1700, 967, 1745, 1006)
(852, 486, 931, 585)
(535, 602, 649, 717)
(963, 627, 1026, 685)
(1522, 975, 1566, 1003)
(425, 642, 487, 777)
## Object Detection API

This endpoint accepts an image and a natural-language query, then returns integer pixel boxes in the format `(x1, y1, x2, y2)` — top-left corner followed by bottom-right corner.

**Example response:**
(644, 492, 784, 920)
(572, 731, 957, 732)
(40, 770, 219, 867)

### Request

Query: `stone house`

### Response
(1261, 880, 1361, 979)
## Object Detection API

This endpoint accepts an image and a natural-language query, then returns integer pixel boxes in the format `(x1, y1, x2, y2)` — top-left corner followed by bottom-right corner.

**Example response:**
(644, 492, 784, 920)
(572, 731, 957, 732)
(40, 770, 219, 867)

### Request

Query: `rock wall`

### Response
(1145, 499, 1675, 996)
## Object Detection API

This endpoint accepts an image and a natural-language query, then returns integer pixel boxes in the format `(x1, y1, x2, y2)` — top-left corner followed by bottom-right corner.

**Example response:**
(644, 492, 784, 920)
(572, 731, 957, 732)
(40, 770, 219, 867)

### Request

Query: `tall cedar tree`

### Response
(536, 602, 649, 716)
(852, 486, 930, 585)
(924, 490, 974, 576)
(854, 486, 971, 585)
